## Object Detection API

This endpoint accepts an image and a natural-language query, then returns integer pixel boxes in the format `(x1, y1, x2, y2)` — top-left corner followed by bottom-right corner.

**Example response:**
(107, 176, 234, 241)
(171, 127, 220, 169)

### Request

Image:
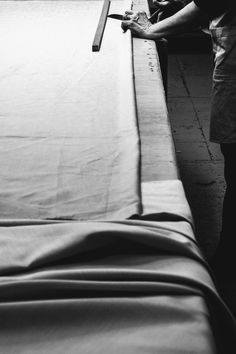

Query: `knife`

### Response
(108, 14, 125, 21)
(108, 9, 160, 24)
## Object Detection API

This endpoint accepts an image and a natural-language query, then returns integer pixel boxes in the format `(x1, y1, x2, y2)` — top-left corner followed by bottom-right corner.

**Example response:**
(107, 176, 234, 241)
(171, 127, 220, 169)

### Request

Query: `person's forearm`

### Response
(148, 1, 203, 39)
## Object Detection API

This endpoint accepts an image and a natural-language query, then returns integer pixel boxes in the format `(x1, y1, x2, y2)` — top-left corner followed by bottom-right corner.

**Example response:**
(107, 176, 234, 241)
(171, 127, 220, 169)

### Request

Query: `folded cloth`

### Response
(141, 180, 193, 225)
(0, 219, 235, 354)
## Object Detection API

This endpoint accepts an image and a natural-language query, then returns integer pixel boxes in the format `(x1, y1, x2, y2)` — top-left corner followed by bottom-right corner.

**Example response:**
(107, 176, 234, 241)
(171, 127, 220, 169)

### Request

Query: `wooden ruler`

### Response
(92, 0, 111, 52)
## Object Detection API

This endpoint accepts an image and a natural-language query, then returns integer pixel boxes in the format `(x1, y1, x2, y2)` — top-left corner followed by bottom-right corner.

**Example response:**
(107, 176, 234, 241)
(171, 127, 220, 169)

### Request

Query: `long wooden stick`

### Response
(92, 0, 110, 52)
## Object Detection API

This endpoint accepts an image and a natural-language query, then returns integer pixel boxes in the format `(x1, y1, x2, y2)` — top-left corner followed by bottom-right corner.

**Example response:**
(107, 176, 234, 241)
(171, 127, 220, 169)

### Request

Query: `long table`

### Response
(0, 1, 235, 353)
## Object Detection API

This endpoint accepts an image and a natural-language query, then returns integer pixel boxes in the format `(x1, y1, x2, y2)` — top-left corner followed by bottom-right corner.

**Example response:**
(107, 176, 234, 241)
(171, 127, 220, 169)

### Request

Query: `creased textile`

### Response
(0, 220, 236, 353)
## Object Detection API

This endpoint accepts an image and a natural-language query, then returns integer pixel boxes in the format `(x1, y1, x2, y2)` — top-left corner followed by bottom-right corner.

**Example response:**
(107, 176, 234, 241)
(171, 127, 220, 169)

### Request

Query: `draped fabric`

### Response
(0, 0, 140, 220)
(141, 180, 193, 223)
(0, 219, 236, 354)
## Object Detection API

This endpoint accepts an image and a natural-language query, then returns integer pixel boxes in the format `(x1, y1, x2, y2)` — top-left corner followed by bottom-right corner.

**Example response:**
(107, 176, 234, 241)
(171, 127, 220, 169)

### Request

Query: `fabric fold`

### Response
(0, 219, 236, 353)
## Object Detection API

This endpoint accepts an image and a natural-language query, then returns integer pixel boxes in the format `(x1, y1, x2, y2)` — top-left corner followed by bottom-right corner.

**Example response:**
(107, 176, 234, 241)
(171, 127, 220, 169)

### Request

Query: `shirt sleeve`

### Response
(193, 0, 229, 18)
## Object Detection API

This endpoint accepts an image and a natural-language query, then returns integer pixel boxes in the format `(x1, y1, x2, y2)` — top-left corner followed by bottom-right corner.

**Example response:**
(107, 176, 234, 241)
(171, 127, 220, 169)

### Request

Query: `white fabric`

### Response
(141, 180, 194, 225)
(0, 0, 141, 220)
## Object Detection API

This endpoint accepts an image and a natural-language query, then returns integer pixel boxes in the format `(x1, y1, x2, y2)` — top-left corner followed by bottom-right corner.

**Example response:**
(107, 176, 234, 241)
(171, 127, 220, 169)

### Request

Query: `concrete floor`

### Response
(167, 39, 224, 259)
(167, 36, 236, 317)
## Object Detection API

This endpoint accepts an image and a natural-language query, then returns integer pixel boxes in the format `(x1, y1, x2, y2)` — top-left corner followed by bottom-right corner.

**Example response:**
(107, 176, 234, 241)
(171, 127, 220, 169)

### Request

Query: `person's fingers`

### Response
(123, 10, 133, 20)
(121, 20, 145, 37)
(125, 10, 134, 15)
(121, 20, 132, 31)
(123, 10, 140, 21)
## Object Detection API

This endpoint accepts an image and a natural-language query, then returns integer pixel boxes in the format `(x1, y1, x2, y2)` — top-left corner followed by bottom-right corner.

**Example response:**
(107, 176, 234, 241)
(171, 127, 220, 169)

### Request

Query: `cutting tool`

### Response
(108, 9, 160, 24)
(107, 14, 125, 21)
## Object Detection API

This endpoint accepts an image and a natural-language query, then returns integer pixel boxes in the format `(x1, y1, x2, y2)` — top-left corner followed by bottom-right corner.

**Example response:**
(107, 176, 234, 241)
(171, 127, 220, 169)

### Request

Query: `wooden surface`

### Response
(133, 0, 179, 181)
(92, 0, 110, 51)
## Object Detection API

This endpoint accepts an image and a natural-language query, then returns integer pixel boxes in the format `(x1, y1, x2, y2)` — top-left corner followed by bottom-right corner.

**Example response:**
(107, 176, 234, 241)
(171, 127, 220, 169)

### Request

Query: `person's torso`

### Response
(210, 11, 236, 75)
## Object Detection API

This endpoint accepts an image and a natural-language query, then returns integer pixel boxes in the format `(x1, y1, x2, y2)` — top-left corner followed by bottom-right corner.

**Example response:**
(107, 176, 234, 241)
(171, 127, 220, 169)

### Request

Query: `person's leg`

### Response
(220, 143, 236, 252)
(211, 143, 236, 310)
(211, 143, 236, 280)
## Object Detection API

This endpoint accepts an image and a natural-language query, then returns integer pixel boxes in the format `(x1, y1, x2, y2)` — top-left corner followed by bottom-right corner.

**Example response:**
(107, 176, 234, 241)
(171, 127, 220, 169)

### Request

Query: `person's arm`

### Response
(121, 1, 204, 39)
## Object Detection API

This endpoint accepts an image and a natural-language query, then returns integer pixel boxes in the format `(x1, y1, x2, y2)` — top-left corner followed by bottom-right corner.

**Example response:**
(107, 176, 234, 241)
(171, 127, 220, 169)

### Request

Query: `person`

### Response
(151, 0, 209, 32)
(152, 0, 191, 21)
(122, 0, 236, 301)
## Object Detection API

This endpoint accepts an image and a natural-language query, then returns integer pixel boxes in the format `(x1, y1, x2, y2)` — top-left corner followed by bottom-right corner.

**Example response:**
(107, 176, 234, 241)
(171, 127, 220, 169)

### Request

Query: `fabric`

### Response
(0, 0, 141, 221)
(0, 219, 236, 354)
(207, 9, 236, 143)
(140, 180, 193, 224)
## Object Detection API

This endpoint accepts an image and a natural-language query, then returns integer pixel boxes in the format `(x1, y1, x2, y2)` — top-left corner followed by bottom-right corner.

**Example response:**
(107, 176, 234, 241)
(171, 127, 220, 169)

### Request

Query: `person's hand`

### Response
(121, 11, 153, 38)
(123, 10, 139, 21)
